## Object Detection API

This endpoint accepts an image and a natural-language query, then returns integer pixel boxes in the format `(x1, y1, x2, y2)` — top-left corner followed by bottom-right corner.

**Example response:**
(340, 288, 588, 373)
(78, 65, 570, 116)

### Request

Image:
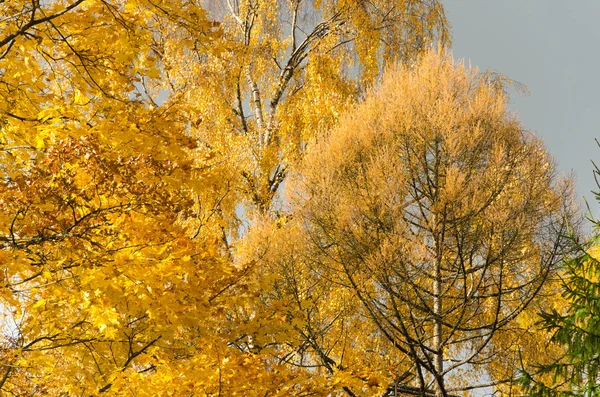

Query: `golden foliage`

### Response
(0, 0, 451, 395)
(0, 0, 274, 394)
(183, 0, 450, 210)
(265, 50, 576, 395)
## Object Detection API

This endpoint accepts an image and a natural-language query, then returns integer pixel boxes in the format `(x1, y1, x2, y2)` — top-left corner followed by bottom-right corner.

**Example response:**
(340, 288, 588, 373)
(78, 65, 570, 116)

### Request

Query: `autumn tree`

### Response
(0, 0, 293, 394)
(257, 50, 575, 396)
(179, 0, 450, 211)
(0, 0, 452, 394)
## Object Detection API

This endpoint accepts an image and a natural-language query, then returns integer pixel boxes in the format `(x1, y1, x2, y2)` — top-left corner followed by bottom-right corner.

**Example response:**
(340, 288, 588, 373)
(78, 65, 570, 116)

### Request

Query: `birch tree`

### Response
(181, 0, 450, 211)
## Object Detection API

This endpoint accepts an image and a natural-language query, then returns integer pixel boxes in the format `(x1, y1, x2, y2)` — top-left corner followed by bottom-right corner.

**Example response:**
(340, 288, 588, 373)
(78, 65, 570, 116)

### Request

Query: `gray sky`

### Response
(444, 0, 600, 220)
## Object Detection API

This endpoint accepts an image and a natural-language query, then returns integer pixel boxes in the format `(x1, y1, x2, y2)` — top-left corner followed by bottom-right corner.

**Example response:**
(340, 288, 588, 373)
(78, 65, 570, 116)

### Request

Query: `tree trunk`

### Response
(433, 258, 445, 397)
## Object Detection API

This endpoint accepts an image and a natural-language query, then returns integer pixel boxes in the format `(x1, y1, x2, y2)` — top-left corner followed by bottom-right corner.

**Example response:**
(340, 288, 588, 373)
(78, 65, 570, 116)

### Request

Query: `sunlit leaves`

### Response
(0, 0, 454, 394)
(272, 50, 574, 396)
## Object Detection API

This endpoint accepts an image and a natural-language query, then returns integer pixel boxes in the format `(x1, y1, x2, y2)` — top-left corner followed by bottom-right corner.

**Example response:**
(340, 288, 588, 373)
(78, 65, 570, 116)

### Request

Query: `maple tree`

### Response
(0, 0, 276, 394)
(254, 50, 576, 396)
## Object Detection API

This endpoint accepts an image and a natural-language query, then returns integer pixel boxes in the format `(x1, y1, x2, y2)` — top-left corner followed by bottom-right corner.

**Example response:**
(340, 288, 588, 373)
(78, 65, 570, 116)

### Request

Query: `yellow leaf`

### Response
(32, 298, 46, 309)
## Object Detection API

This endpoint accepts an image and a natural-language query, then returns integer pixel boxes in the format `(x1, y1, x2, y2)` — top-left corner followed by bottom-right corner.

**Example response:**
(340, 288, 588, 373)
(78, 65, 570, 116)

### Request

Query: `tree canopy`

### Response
(256, 50, 575, 396)
(0, 1, 585, 396)
(0, 0, 450, 395)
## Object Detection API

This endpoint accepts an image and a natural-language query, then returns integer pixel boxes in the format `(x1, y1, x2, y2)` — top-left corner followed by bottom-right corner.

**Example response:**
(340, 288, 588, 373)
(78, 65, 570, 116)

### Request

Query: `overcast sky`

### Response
(444, 1, 600, 220)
